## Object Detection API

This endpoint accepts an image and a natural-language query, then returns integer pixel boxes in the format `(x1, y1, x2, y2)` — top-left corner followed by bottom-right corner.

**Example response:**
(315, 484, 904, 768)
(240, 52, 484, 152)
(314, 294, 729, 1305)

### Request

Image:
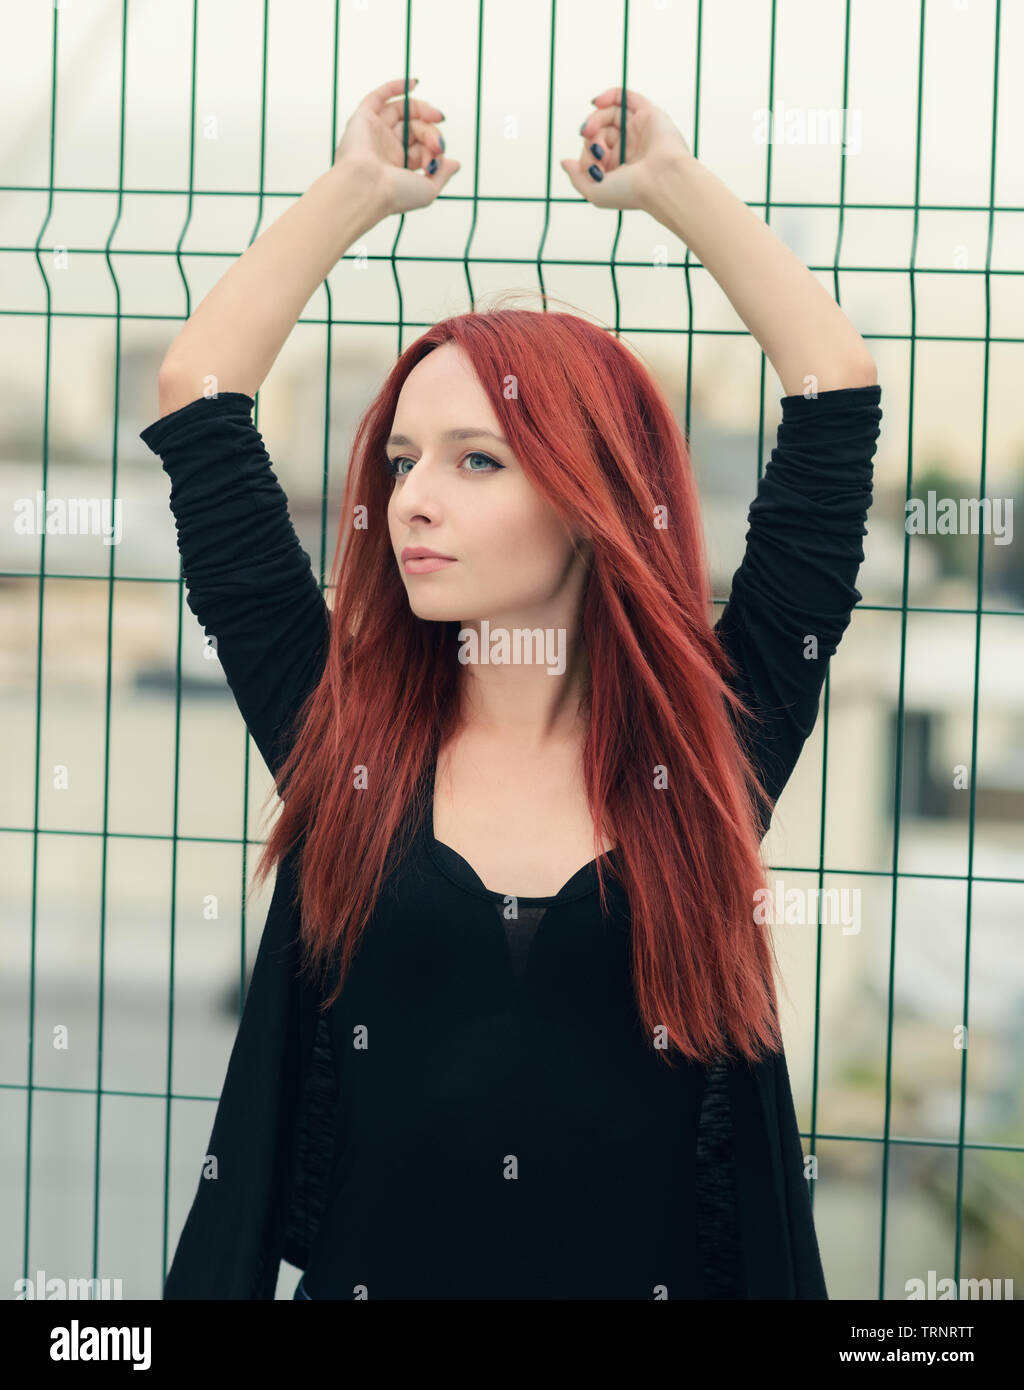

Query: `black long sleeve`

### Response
(713, 384, 882, 835)
(140, 393, 330, 779)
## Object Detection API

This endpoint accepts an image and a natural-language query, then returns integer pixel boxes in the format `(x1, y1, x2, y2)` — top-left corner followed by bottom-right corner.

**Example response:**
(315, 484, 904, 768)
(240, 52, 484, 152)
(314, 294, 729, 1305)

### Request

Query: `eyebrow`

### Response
(385, 427, 510, 449)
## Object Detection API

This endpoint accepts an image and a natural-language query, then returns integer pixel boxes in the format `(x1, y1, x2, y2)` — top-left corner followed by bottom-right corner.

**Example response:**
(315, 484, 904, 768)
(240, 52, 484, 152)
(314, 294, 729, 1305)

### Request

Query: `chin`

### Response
(405, 593, 464, 623)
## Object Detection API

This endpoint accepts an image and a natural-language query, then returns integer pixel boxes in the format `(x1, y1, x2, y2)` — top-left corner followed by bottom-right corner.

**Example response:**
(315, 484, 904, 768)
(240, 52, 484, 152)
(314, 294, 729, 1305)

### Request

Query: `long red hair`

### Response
(251, 305, 784, 1067)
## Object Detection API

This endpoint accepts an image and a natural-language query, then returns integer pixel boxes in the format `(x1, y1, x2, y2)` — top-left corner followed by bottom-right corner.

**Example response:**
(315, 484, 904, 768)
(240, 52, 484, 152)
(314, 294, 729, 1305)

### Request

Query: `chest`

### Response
(432, 738, 615, 899)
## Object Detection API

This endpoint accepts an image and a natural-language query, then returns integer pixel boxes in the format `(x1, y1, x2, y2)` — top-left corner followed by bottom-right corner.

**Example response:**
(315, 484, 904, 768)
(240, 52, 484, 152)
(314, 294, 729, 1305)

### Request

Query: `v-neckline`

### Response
(425, 763, 615, 906)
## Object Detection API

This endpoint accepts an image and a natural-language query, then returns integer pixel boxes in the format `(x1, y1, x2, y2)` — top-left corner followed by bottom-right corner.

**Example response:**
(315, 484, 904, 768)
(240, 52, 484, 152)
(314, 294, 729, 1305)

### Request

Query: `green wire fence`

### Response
(2, 0, 1021, 1301)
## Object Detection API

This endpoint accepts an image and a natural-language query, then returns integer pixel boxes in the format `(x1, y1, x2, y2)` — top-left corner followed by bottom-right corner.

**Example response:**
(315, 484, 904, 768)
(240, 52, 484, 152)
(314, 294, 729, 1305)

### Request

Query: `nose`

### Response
(390, 454, 442, 525)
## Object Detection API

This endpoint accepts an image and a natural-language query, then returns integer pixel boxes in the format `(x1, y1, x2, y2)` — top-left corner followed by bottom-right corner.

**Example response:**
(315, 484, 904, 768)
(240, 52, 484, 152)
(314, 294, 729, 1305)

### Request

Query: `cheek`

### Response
(386, 492, 403, 547)
(474, 496, 572, 577)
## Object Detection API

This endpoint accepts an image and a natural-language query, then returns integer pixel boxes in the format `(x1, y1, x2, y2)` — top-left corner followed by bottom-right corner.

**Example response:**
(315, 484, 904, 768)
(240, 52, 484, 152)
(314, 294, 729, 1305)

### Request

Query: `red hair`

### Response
(251, 304, 784, 1067)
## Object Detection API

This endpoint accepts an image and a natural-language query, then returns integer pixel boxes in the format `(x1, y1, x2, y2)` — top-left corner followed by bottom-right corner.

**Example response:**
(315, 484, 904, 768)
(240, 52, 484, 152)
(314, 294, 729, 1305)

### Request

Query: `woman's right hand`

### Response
(333, 77, 460, 217)
(561, 86, 693, 213)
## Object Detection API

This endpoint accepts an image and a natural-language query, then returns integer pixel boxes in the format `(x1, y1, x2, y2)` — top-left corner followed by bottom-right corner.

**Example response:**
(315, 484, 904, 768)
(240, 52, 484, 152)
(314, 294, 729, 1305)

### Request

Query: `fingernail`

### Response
(427, 157, 439, 174)
(589, 142, 604, 158)
(579, 120, 588, 136)
(438, 134, 445, 152)
(438, 110, 446, 120)
(588, 164, 604, 181)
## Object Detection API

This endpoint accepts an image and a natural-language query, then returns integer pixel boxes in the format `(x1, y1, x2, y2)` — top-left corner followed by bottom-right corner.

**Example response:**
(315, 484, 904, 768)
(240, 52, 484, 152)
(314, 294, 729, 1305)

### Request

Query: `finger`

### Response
(581, 125, 620, 169)
(579, 107, 635, 163)
(389, 116, 445, 158)
(428, 156, 461, 188)
(579, 105, 620, 140)
(391, 135, 437, 172)
(591, 86, 646, 113)
(559, 157, 589, 197)
(559, 156, 609, 205)
(584, 106, 635, 132)
(382, 96, 444, 127)
(397, 156, 462, 210)
(364, 76, 420, 113)
(399, 135, 454, 177)
(582, 107, 643, 165)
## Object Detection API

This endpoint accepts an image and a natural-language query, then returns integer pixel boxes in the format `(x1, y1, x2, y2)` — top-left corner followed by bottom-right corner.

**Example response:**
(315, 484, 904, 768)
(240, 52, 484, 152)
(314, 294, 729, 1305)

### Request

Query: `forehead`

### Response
(391, 344, 502, 437)
(397, 343, 482, 401)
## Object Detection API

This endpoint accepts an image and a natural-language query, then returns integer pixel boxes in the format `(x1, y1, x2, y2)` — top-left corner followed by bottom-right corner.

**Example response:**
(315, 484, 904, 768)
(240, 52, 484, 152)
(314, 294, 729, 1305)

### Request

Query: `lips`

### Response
(401, 547, 455, 562)
(401, 544, 457, 575)
(403, 552, 457, 575)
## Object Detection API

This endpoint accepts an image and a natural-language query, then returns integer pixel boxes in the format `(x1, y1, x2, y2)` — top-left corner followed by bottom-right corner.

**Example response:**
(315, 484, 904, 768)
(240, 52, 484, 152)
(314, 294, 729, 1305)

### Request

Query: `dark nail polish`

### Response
(438, 134, 445, 152)
(427, 157, 438, 174)
(590, 142, 604, 159)
(579, 120, 588, 136)
(588, 163, 604, 181)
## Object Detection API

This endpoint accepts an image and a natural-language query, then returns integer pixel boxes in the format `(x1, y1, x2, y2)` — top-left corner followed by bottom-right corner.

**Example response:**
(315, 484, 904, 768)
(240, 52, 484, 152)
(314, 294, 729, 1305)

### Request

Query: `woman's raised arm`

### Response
(561, 86, 882, 832)
(562, 85, 876, 397)
(157, 76, 459, 414)
(711, 384, 882, 840)
(141, 392, 332, 779)
(142, 79, 461, 775)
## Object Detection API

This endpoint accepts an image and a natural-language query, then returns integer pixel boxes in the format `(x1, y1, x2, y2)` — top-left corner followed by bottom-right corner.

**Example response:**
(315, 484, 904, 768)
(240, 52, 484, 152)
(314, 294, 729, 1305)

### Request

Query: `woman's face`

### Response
(386, 343, 589, 628)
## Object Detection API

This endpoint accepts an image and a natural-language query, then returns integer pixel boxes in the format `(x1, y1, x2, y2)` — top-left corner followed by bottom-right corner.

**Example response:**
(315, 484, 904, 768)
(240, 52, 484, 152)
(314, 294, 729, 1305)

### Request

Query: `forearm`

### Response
(645, 154, 876, 397)
(158, 161, 386, 411)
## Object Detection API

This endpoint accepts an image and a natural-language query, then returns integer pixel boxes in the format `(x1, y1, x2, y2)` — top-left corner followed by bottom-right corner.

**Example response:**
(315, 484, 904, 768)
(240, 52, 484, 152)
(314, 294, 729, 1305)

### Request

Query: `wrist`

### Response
(322, 158, 391, 235)
(641, 149, 703, 226)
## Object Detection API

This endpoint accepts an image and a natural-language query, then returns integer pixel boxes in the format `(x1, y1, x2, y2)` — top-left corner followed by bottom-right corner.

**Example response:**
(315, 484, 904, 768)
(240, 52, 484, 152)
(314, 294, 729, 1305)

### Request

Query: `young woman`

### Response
(142, 78, 881, 1300)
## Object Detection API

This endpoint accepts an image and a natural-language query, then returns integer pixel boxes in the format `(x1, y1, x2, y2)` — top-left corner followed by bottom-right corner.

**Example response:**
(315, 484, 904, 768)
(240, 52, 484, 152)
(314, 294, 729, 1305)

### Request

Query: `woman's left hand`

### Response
(332, 77, 460, 217)
(561, 87, 693, 212)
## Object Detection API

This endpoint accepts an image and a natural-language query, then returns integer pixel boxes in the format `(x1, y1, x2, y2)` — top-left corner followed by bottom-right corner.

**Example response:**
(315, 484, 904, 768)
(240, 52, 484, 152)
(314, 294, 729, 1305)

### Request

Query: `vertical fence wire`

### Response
(22, 0, 62, 1298)
(955, 0, 1002, 1298)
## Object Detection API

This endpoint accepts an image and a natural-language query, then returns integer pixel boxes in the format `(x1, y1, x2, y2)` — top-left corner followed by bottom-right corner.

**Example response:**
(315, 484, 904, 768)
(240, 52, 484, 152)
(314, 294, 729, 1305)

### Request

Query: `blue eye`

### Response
(385, 451, 504, 478)
(463, 451, 503, 473)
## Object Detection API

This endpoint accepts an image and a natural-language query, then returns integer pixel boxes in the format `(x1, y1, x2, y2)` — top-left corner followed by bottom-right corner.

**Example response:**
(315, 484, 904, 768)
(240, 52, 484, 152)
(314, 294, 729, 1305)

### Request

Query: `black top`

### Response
(140, 381, 882, 1299)
(305, 783, 707, 1300)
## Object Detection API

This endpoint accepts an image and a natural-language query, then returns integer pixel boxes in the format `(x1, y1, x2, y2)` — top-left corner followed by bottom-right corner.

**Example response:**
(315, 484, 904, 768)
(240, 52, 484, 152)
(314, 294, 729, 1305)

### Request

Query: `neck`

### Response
(454, 619, 590, 751)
